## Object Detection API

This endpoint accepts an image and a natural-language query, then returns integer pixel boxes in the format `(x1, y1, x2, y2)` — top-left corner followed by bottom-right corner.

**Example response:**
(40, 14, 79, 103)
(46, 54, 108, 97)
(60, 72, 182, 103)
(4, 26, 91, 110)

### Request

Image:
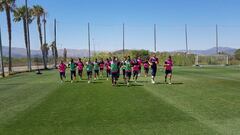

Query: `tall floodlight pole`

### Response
(88, 23, 91, 60)
(185, 24, 189, 54)
(54, 19, 57, 68)
(25, 0, 32, 71)
(154, 24, 157, 52)
(123, 23, 125, 57)
(216, 24, 219, 54)
(92, 38, 96, 57)
(0, 26, 5, 77)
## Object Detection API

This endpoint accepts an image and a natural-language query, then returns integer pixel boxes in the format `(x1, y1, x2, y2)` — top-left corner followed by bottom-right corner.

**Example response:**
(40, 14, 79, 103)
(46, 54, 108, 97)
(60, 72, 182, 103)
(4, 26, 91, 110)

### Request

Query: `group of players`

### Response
(58, 53, 173, 86)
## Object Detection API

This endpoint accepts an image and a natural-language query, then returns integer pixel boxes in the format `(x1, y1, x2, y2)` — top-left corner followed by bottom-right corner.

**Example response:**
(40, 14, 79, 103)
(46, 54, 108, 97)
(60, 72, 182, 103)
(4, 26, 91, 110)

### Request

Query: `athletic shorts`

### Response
(100, 68, 104, 71)
(122, 69, 126, 76)
(126, 71, 132, 78)
(151, 68, 157, 77)
(60, 72, 66, 78)
(87, 71, 92, 76)
(106, 69, 111, 73)
(144, 68, 149, 73)
(71, 71, 76, 77)
(78, 70, 83, 75)
(133, 70, 139, 76)
(165, 70, 172, 75)
(94, 70, 99, 74)
(111, 72, 118, 78)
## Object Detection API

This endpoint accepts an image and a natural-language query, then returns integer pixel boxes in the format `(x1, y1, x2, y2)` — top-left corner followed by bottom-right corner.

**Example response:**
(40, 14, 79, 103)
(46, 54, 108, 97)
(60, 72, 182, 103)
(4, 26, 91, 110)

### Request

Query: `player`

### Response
(68, 58, 77, 83)
(105, 58, 111, 80)
(125, 56, 132, 86)
(164, 56, 173, 84)
(99, 58, 105, 78)
(86, 60, 93, 83)
(149, 53, 159, 84)
(132, 56, 140, 83)
(143, 59, 150, 77)
(111, 56, 119, 86)
(77, 58, 84, 80)
(116, 57, 121, 81)
(58, 60, 67, 83)
(121, 57, 127, 83)
(137, 56, 142, 76)
(93, 59, 100, 80)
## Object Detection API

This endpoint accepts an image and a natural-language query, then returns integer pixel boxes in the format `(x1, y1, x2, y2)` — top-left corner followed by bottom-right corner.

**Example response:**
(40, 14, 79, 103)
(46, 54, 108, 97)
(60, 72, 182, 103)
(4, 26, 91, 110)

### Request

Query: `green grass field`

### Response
(0, 66, 240, 135)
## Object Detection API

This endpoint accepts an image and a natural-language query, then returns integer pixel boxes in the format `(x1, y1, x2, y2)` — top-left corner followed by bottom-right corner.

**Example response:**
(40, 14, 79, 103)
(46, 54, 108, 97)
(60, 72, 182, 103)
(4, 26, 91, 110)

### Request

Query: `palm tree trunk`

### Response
(27, 19, 32, 71)
(37, 17, 47, 69)
(5, 6, 12, 73)
(0, 26, 5, 77)
(23, 18, 30, 71)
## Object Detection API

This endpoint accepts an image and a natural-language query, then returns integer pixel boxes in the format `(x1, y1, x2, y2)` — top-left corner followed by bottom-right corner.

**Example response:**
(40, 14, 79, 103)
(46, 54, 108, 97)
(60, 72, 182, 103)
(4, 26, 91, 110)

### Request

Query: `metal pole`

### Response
(88, 23, 91, 60)
(154, 24, 157, 52)
(123, 23, 125, 56)
(25, 0, 32, 71)
(92, 38, 96, 57)
(0, 26, 5, 77)
(185, 24, 189, 54)
(216, 24, 219, 54)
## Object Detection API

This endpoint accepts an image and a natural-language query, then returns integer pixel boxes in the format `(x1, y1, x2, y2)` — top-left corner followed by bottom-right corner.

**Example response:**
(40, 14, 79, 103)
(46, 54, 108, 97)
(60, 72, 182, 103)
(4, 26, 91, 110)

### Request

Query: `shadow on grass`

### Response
(64, 80, 104, 84)
(136, 80, 150, 83)
(155, 82, 184, 85)
(91, 81, 104, 84)
(115, 83, 144, 87)
(171, 82, 184, 85)
(0, 83, 25, 86)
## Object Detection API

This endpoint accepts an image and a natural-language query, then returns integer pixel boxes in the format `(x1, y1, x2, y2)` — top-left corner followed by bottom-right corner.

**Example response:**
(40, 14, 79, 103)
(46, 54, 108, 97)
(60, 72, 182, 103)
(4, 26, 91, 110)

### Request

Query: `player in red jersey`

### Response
(137, 56, 142, 76)
(77, 58, 84, 80)
(105, 58, 111, 80)
(143, 59, 150, 77)
(58, 60, 67, 83)
(99, 58, 105, 78)
(164, 56, 173, 84)
(132, 56, 140, 83)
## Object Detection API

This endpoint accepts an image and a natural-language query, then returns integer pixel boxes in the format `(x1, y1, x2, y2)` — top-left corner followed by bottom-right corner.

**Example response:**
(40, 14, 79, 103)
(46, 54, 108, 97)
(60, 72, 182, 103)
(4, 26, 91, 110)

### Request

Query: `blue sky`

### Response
(1, 0, 240, 51)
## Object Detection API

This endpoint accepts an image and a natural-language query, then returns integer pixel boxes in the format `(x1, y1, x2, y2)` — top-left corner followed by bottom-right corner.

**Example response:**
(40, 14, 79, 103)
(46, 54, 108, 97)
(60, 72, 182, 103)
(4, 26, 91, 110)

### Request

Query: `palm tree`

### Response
(0, 26, 5, 77)
(0, 0, 16, 73)
(32, 5, 47, 69)
(13, 6, 33, 71)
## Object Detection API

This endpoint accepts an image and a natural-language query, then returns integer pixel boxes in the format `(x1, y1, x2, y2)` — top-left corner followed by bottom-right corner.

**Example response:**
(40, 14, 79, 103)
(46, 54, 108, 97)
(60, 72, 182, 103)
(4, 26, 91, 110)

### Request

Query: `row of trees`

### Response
(0, 0, 58, 77)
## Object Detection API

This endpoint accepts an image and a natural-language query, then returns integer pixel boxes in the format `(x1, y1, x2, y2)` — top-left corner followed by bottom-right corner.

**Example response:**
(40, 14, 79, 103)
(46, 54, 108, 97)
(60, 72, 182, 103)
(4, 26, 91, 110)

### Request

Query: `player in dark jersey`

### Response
(149, 53, 159, 84)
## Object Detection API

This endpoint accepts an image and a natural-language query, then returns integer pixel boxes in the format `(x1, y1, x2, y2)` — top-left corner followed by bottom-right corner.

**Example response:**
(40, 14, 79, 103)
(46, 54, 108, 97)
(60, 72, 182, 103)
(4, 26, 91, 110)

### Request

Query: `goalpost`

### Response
(195, 54, 229, 66)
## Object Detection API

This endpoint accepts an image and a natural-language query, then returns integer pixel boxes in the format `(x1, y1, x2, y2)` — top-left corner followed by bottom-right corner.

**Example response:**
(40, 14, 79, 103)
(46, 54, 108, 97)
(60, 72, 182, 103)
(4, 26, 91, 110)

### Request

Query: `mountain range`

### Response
(1, 46, 238, 58)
